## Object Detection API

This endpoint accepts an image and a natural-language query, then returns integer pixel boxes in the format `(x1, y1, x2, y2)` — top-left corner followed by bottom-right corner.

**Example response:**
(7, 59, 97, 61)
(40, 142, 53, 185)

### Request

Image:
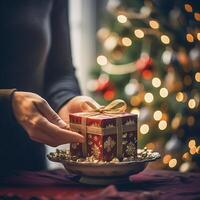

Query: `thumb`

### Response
(35, 99, 67, 129)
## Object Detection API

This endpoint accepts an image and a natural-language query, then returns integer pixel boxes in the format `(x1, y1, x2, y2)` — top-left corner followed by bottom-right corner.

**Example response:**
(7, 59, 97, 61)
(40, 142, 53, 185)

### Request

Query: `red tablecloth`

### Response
(0, 169, 200, 200)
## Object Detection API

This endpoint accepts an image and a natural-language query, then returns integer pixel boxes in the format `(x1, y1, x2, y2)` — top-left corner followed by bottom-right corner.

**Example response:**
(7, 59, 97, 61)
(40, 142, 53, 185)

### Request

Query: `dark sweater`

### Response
(0, 0, 81, 172)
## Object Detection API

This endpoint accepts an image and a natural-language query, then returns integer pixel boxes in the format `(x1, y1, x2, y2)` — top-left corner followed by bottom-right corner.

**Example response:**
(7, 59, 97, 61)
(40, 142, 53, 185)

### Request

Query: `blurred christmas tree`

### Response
(87, 0, 200, 171)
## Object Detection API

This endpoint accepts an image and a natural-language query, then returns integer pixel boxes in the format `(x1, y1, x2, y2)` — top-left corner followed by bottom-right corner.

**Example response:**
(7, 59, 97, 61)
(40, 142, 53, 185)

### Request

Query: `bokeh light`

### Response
(97, 55, 108, 66)
(117, 15, 127, 23)
(163, 154, 172, 164)
(134, 29, 144, 38)
(195, 72, 200, 82)
(169, 158, 177, 168)
(161, 35, 170, 44)
(140, 124, 150, 134)
(186, 33, 194, 43)
(144, 92, 154, 103)
(153, 110, 162, 121)
(149, 20, 159, 29)
(158, 120, 167, 130)
(122, 37, 132, 46)
(188, 99, 196, 109)
(160, 88, 168, 98)
(184, 4, 193, 13)
(152, 77, 161, 88)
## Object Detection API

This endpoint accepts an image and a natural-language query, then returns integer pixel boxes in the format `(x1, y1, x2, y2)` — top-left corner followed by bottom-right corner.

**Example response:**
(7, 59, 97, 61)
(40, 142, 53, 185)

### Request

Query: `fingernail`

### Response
(58, 119, 67, 128)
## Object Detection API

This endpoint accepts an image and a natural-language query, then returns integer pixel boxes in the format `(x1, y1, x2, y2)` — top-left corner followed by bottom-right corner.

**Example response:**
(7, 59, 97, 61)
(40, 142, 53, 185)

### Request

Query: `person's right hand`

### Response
(12, 91, 84, 147)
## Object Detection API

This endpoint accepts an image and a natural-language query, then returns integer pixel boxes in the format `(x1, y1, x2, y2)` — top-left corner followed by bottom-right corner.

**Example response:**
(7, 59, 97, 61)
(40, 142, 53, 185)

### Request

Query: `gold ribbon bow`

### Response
(83, 99, 127, 114)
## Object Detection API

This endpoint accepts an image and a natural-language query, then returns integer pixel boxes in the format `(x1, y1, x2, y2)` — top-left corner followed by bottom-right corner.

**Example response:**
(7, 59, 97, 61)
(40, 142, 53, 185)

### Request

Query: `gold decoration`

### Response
(104, 136, 116, 152)
(126, 142, 136, 156)
(91, 144, 101, 159)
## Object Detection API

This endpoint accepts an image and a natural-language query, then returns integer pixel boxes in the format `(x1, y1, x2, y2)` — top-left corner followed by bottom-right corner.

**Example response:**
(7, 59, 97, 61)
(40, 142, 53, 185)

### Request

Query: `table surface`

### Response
(0, 169, 200, 200)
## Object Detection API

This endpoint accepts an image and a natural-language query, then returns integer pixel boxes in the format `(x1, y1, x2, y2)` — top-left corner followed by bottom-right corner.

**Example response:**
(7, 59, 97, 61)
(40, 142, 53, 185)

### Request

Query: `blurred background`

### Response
(49, 0, 200, 172)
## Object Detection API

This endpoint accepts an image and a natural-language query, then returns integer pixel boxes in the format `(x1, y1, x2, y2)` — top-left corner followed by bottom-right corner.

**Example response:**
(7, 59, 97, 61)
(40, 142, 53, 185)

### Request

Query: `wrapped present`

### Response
(69, 99, 137, 161)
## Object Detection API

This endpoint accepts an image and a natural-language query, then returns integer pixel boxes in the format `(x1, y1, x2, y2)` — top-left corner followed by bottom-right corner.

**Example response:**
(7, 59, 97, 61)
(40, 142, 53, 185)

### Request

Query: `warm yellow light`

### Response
(182, 152, 190, 161)
(190, 147, 196, 155)
(117, 15, 127, 23)
(144, 92, 154, 103)
(104, 35, 118, 51)
(152, 77, 161, 88)
(130, 96, 142, 106)
(187, 116, 195, 126)
(179, 162, 190, 173)
(194, 12, 200, 21)
(145, 143, 155, 150)
(97, 55, 108, 66)
(153, 110, 162, 121)
(195, 72, 200, 82)
(176, 92, 184, 102)
(184, 4, 193, 13)
(169, 158, 177, 168)
(122, 37, 132, 47)
(197, 33, 200, 41)
(188, 139, 196, 149)
(171, 115, 181, 129)
(196, 146, 200, 154)
(131, 108, 140, 115)
(186, 33, 194, 43)
(163, 154, 172, 164)
(159, 88, 168, 98)
(188, 99, 196, 109)
(161, 35, 170, 44)
(134, 29, 144, 38)
(140, 124, 150, 134)
(158, 120, 167, 130)
(149, 20, 159, 29)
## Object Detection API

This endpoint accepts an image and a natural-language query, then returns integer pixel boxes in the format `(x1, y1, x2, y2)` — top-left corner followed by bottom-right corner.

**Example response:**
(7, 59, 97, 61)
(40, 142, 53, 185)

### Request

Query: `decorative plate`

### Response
(47, 149, 160, 186)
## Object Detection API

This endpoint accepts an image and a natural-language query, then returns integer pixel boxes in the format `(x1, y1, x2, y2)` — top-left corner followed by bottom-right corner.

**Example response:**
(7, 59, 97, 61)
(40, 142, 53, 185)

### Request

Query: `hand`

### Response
(58, 96, 100, 123)
(12, 92, 84, 147)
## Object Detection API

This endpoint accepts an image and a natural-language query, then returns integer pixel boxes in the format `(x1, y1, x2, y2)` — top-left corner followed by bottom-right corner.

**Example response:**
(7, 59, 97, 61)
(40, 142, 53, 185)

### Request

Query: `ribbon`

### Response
(82, 99, 127, 115)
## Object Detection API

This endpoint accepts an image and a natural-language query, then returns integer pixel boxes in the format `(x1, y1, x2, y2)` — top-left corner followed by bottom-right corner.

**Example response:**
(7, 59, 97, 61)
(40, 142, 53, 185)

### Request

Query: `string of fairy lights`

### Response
(88, 1, 200, 171)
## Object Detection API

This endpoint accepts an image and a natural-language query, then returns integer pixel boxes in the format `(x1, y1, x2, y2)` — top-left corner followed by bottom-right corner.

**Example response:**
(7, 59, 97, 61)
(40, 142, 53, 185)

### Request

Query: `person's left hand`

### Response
(58, 96, 100, 124)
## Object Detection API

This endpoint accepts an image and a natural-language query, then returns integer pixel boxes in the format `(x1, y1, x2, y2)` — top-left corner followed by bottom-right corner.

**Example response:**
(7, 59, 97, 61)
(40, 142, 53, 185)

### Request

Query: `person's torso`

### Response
(0, 0, 54, 94)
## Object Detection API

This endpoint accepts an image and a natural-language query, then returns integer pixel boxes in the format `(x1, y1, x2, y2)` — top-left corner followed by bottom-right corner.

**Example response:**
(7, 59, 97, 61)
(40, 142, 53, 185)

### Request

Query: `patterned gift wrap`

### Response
(69, 112, 137, 161)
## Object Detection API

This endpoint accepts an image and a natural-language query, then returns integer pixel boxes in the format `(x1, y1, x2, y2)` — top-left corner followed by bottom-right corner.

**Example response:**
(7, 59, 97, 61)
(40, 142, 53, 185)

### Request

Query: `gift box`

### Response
(69, 100, 137, 161)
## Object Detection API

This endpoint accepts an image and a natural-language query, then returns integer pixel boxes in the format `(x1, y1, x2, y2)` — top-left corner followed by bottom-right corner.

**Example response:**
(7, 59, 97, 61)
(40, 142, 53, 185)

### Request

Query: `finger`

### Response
(35, 99, 67, 129)
(35, 116, 85, 144)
